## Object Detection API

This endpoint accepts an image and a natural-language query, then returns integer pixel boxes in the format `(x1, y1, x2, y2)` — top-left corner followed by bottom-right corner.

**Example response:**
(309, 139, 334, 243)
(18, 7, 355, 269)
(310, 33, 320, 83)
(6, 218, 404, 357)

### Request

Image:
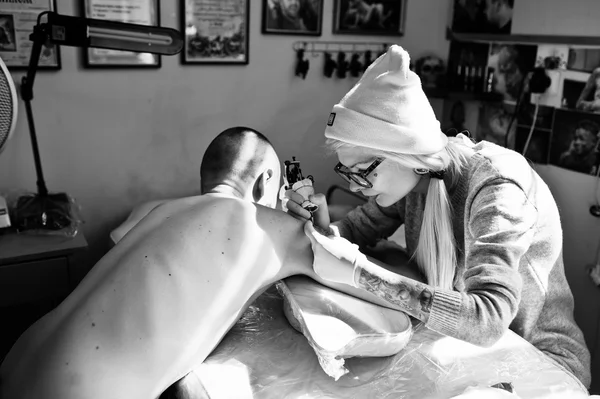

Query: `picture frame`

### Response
(549, 108, 600, 176)
(262, 0, 323, 36)
(181, 0, 249, 65)
(333, 0, 406, 36)
(0, 0, 61, 70)
(80, 0, 161, 69)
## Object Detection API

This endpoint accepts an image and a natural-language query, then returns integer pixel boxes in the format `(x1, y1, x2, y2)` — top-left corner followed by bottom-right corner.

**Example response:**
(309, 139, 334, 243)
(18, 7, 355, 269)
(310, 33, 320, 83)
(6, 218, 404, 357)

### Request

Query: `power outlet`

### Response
(530, 69, 562, 107)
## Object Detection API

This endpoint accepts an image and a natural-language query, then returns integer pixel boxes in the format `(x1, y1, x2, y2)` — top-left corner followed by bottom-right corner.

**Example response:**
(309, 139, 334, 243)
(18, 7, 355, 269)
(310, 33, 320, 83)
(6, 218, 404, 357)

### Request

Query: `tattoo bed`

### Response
(110, 203, 588, 399)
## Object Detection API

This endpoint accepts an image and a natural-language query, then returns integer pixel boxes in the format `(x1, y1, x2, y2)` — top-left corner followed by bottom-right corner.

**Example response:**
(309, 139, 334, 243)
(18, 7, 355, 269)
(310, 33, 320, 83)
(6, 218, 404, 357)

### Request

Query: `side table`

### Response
(0, 230, 88, 307)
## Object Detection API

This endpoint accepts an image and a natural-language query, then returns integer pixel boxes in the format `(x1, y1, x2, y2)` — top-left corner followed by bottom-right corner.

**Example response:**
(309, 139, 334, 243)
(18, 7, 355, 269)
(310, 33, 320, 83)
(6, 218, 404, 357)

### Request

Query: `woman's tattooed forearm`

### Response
(356, 267, 434, 322)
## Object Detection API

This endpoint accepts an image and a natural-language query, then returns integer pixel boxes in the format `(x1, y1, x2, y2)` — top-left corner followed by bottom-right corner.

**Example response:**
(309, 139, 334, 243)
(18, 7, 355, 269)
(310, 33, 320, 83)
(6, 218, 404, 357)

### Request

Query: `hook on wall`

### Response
(293, 40, 389, 80)
(293, 40, 389, 56)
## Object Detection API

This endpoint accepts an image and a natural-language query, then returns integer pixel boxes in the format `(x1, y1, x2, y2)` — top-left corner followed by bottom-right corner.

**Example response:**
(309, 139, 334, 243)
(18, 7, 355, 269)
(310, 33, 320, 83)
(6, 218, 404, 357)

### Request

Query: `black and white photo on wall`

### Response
(477, 102, 516, 148)
(517, 102, 555, 131)
(181, 0, 249, 64)
(567, 47, 600, 73)
(561, 79, 587, 110)
(262, 0, 323, 35)
(333, 0, 406, 36)
(514, 103, 554, 164)
(441, 100, 473, 137)
(0, 0, 61, 70)
(451, 0, 514, 34)
(80, 0, 161, 68)
(486, 43, 537, 103)
(514, 127, 551, 164)
(549, 109, 600, 175)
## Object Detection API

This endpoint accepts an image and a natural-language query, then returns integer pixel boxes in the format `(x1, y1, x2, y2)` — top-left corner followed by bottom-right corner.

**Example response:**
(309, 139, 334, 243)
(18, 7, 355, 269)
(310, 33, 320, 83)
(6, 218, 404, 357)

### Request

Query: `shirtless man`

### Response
(0, 127, 412, 399)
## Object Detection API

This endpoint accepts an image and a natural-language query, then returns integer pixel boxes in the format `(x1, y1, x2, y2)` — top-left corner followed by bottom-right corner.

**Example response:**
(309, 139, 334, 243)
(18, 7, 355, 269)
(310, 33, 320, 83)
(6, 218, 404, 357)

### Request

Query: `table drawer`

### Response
(0, 257, 69, 307)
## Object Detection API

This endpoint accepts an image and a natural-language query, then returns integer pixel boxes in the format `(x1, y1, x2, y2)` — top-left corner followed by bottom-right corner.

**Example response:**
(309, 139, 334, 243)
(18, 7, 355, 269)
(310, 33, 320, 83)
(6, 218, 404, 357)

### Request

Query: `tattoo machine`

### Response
(280, 156, 319, 213)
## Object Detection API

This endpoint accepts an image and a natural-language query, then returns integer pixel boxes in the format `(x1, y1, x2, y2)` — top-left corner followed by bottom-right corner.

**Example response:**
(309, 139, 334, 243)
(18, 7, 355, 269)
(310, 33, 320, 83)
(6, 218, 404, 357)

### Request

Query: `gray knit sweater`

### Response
(334, 141, 591, 388)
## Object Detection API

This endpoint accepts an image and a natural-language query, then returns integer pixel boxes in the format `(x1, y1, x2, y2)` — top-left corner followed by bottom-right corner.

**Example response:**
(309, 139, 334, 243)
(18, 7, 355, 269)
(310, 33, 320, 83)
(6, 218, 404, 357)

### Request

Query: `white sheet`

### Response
(194, 289, 588, 399)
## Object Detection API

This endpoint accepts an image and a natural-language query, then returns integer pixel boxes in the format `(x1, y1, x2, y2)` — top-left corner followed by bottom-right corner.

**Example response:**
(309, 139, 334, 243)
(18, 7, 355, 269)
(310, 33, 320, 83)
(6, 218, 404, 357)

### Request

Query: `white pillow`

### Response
(279, 276, 413, 380)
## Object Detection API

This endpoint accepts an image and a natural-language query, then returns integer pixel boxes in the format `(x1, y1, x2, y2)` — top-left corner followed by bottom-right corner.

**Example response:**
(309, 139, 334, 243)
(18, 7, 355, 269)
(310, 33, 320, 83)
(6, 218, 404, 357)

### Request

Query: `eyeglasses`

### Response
(334, 158, 383, 188)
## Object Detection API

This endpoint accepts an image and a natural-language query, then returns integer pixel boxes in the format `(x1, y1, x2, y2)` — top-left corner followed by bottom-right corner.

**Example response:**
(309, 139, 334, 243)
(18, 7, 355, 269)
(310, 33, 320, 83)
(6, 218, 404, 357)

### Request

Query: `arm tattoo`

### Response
(356, 267, 434, 322)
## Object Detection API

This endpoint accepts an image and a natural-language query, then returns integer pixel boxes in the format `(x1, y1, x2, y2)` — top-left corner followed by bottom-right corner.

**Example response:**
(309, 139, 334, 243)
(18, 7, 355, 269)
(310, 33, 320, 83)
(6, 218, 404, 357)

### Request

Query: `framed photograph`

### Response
(81, 0, 161, 68)
(561, 78, 587, 109)
(549, 109, 600, 175)
(333, 0, 406, 36)
(262, 0, 323, 36)
(0, 0, 61, 70)
(181, 0, 249, 65)
(517, 103, 555, 131)
(476, 102, 516, 148)
(567, 48, 600, 73)
(514, 126, 551, 165)
(451, 0, 513, 35)
(487, 43, 538, 103)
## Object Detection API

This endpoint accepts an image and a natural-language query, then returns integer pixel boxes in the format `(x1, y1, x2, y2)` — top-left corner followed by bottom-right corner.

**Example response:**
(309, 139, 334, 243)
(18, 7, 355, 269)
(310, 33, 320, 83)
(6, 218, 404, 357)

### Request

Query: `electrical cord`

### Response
(504, 72, 531, 148)
(521, 97, 539, 156)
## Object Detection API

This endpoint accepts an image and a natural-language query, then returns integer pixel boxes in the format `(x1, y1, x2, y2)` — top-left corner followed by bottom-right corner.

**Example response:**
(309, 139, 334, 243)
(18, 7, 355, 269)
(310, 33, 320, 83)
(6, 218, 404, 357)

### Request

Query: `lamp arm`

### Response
(21, 20, 51, 196)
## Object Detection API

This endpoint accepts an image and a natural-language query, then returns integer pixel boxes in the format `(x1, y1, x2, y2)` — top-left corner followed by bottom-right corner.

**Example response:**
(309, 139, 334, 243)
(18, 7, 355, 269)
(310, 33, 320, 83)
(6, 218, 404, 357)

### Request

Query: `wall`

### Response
(0, 0, 451, 275)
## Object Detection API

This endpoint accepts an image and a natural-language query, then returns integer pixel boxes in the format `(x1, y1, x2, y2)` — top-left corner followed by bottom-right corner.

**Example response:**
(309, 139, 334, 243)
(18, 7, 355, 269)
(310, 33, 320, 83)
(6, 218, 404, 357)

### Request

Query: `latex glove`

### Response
(283, 188, 331, 232)
(304, 221, 366, 286)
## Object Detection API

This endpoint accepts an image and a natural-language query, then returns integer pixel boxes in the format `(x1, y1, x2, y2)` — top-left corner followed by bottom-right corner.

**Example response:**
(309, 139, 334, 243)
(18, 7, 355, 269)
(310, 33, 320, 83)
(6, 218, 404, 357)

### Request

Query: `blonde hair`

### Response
(327, 135, 472, 290)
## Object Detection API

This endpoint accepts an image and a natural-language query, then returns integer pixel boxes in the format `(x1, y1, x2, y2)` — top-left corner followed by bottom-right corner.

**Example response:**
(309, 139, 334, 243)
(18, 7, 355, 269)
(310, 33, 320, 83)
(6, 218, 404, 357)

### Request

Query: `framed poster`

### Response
(333, 0, 406, 36)
(549, 109, 600, 176)
(262, 0, 323, 36)
(0, 0, 61, 70)
(81, 0, 161, 68)
(181, 0, 249, 65)
(451, 0, 514, 34)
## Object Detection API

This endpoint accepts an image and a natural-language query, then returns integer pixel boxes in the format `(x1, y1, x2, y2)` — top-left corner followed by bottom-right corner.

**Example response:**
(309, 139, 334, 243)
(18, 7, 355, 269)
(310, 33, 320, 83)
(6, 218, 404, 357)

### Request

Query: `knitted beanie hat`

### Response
(324, 45, 448, 155)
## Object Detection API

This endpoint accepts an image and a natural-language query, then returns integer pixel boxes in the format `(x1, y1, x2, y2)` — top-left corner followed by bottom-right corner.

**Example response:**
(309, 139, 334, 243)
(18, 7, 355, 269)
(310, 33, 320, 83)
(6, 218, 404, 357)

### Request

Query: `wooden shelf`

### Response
(446, 27, 600, 46)
(424, 87, 504, 102)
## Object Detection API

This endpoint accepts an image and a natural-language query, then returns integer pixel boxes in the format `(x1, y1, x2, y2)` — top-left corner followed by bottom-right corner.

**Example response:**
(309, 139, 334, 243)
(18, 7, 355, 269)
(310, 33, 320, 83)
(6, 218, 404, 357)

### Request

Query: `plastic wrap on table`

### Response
(194, 287, 589, 399)
(7, 189, 82, 237)
(277, 276, 413, 380)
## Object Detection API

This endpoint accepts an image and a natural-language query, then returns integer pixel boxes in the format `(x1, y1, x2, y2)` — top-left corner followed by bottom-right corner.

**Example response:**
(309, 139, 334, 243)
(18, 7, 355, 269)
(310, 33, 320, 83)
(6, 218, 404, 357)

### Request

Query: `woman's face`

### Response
(337, 146, 422, 207)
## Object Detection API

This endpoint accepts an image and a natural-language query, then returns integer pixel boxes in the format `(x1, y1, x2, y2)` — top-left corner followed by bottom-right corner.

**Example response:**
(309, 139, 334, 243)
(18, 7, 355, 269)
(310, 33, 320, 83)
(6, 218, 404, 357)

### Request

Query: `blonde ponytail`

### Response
(414, 177, 456, 289)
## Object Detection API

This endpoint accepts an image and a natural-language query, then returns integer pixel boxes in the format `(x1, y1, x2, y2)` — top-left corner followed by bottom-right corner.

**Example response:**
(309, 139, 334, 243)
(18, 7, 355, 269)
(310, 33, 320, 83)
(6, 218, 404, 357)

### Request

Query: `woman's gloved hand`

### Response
(283, 190, 331, 232)
(304, 221, 366, 286)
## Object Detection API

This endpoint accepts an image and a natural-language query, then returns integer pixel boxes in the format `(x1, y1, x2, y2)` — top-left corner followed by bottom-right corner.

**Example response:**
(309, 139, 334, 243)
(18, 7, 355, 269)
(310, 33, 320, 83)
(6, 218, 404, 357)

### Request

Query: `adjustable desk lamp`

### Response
(15, 12, 183, 233)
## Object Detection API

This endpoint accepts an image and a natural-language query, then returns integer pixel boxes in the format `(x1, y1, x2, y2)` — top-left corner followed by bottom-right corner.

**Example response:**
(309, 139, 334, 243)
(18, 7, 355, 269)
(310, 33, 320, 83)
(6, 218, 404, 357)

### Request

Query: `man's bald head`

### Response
(200, 127, 281, 205)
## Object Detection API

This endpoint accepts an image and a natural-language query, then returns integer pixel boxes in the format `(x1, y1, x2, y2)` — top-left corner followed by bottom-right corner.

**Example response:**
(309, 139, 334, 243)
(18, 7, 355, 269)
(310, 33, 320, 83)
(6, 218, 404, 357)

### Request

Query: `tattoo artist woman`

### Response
(285, 45, 591, 388)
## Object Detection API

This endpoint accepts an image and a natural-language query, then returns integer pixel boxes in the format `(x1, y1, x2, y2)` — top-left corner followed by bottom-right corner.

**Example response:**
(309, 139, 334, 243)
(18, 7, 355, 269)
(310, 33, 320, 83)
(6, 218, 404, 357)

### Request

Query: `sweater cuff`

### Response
(426, 289, 462, 336)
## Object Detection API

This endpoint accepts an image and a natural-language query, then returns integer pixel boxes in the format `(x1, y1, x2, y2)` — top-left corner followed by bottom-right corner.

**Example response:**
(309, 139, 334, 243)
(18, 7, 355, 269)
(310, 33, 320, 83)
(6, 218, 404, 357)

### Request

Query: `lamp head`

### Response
(40, 12, 183, 55)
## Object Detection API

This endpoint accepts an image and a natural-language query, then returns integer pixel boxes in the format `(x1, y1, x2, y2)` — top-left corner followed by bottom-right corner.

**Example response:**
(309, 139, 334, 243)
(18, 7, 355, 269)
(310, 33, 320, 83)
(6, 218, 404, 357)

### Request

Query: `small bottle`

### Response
(463, 64, 471, 92)
(455, 63, 464, 91)
(485, 67, 495, 92)
(474, 66, 484, 93)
